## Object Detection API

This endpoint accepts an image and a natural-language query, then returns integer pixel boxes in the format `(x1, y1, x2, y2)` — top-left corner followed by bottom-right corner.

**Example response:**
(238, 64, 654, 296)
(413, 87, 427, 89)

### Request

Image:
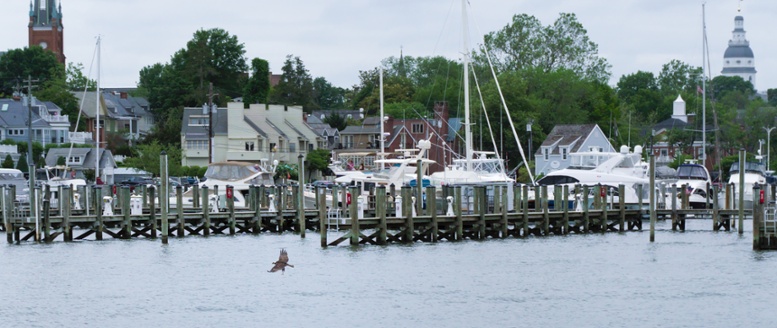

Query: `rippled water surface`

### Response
(2, 220, 775, 327)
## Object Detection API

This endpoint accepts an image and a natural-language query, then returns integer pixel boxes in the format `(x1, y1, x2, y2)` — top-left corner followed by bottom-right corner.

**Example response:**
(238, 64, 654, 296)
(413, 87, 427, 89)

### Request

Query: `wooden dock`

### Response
(2, 182, 749, 247)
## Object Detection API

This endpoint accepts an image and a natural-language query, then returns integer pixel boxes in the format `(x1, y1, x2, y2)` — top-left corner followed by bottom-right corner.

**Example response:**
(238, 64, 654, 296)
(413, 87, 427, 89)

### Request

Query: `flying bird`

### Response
(268, 248, 294, 274)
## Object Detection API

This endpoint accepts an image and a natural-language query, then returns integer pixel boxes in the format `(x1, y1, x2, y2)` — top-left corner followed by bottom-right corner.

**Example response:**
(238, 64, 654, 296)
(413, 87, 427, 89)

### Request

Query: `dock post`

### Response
(753, 183, 763, 250)
(522, 185, 529, 237)
(583, 185, 590, 233)
(713, 184, 720, 230)
(514, 183, 520, 213)
(202, 185, 210, 236)
(416, 159, 423, 216)
(318, 187, 327, 246)
(376, 185, 387, 245)
(563, 185, 570, 234)
(618, 184, 625, 232)
(534, 185, 541, 213)
(3, 186, 10, 244)
(429, 185, 439, 242)
(553, 185, 561, 211)
(63, 186, 72, 242)
(600, 185, 607, 233)
(500, 185, 507, 238)
(42, 198, 51, 242)
(227, 185, 235, 235)
(121, 186, 131, 239)
(671, 184, 678, 230)
(401, 185, 413, 243)
(649, 152, 656, 242)
(94, 186, 102, 241)
(192, 184, 200, 208)
(477, 186, 486, 239)
(541, 185, 549, 235)
(349, 186, 360, 246)
(253, 186, 262, 234)
(637, 184, 644, 217)
(738, 149, 745, 234)
(296, 183, 305, 238)
(706, 182, 711, 209)
(455, 186, 463, 241)
(277, 186, 285, 230)
(176, 186, 184, 237)
(149, 186, 158, 239)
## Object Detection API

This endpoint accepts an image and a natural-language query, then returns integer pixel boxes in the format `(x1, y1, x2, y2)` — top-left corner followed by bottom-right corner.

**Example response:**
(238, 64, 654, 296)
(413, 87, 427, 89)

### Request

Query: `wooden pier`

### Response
(2, 180, 749, 247)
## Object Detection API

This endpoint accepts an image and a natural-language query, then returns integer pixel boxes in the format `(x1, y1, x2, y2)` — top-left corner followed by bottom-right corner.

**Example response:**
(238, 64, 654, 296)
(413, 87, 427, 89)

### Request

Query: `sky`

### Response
(2, 0, 776, 92)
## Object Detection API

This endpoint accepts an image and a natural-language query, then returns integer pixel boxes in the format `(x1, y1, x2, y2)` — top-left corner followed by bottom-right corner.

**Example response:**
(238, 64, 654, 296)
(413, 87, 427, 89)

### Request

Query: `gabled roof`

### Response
(44, 148, 117, 170)
(305, 115, 339, 137)
(538, 124, 598, 155)
(285, 120, 309, 141)
(341, 125, 381, 135)
(0, 98, 51, 128)
(243, 117, 267, 138)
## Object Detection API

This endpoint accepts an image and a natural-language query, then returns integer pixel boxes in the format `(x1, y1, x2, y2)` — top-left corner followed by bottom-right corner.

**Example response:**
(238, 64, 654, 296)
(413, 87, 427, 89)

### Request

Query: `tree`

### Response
(35, 70, 81, 128)
(312, 77, 346, 110)
(66, 62, 96, 91)
(304, 148, 331, 182)
(2, 155, 14, 168)
(768, 88, 777, 107)
(323, 113, 347, 131)
(57, 156, 66, 166)
(16, 153, 28, 173)
(657, 59, 702, 96)
(0, 46, 63, 96)
(480, 13, 611, 83)
(616, 71, 663, 122)
(243, 58, 270, 104)
(710, 75, 754, 100)
(269, 55, 313, 110)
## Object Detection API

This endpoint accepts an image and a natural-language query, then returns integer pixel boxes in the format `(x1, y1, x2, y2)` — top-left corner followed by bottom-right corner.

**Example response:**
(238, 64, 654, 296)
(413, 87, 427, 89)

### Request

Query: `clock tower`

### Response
(28, 0, 65, 64)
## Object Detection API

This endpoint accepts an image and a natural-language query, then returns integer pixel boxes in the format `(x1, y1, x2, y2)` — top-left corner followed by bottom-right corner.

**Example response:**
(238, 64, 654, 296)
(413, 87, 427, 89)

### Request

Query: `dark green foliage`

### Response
(324, 113, 348, 131)
(56, 156, 66, 166)
(269, 55, 314, 110)
(304, 149, 331, 180)
(243, 58, 270, 105)
(2, 155, 14, 169)
(16, 153, 27, 173)
(0, 46, 64, 95)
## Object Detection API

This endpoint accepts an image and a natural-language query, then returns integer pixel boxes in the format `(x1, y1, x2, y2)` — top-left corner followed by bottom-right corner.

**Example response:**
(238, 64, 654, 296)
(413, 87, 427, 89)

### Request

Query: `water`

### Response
(2, 220, 776, 327)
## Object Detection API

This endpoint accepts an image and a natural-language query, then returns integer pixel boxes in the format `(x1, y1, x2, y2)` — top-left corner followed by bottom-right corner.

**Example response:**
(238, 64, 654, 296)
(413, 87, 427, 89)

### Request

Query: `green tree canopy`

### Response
(0, 46, 63, 96)
(479, 13, 611, 83)
(269, 55, 314, 110)
(2, 154, 14, 169)
(243, 57, 270, 105)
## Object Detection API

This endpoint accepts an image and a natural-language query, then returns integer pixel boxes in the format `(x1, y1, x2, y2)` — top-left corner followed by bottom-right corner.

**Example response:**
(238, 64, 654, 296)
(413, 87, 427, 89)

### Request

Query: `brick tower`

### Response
(28, 0, 65, 64)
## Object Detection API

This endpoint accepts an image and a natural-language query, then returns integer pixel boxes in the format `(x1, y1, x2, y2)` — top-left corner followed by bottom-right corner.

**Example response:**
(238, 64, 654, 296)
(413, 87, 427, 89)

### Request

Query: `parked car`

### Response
(119, 177, 156, 191)
(311, 180, 334, 189)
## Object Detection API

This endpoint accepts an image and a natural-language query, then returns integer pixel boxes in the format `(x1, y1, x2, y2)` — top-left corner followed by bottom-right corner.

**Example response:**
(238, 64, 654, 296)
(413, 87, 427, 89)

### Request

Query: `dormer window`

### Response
(543, 148, 549, 161)
(67, 156, 82, 164)
(561, 147, 568, 160)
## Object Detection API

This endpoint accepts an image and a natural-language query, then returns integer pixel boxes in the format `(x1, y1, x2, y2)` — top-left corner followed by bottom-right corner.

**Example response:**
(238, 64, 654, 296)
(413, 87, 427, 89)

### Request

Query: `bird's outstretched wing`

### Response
(279, 248, 289, 263)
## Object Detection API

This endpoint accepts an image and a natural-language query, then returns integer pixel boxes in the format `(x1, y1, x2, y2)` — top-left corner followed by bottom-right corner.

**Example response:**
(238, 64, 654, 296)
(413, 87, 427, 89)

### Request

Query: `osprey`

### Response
(268, 249, 294, 274)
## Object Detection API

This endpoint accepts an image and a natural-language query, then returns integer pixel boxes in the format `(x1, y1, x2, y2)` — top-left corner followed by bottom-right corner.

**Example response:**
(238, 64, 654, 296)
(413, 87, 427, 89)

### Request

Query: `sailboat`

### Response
(427, 0, 531, 211)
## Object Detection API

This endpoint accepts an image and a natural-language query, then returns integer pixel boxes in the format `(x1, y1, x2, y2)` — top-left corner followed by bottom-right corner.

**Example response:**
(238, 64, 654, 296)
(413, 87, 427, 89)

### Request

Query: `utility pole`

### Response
(206, 82, 218, 164)
(23, 75, 39, 182)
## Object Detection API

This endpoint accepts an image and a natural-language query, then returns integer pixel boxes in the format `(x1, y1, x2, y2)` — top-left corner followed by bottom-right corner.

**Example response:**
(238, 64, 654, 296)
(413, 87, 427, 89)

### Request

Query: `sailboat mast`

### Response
(462, 0, 473, 170)
(96, 36, 101, 180)
(701, 4, 707, 164)
(379, 68, 385, 170)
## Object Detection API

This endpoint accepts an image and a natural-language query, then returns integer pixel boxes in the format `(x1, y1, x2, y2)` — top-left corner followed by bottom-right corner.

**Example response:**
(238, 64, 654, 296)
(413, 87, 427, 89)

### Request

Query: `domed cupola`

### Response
(721, 15, 757, 89)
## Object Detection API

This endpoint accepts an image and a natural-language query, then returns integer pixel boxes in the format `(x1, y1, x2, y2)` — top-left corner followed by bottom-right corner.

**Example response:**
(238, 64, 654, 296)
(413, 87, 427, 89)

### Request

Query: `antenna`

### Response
(738, 0, 742, 12)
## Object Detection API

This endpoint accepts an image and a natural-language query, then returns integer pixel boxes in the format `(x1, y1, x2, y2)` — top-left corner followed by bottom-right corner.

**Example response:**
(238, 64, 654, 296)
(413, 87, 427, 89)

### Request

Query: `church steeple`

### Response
(28, 0, 65, 64)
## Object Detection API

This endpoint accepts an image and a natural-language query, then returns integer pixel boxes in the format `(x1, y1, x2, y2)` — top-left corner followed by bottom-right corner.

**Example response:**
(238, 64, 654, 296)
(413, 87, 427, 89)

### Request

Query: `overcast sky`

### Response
(2, 0, 775, 92)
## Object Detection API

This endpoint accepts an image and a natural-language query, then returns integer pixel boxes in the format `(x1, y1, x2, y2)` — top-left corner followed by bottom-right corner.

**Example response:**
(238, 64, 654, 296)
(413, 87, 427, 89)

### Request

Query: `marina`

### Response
(4, 158, 775, 250)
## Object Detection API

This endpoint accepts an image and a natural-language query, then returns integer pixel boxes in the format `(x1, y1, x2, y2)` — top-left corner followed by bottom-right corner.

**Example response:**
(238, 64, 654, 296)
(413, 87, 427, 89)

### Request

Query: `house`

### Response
(332, 101, 454, 174)
(181, 105, 229, 167)
(44, 147, 118, 183)
(0, 97, 75, 147)
(649, 95, 707, 166)
(73, 90, 154, 147)
(304, 114, 339, 149)
(535, 124, 614, 176)
(180, 103, 321, 167)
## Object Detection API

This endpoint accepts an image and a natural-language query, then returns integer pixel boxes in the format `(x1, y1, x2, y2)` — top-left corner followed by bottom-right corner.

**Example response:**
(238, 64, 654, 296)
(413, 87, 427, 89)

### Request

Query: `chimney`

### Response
(120, 92, 128, 99)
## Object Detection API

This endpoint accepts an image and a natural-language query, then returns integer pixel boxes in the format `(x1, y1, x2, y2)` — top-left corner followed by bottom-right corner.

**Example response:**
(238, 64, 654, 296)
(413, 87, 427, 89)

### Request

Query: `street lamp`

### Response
(764, 126, 775, 172)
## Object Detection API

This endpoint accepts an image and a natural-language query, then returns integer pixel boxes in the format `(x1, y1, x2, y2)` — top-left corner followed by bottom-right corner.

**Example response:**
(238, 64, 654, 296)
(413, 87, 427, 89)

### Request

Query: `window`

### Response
(342, 135, 354, 148)
(561, 148, 568, 160)
(543, 148, 549, 161)
(660, 149, 668, 157)
(93, 120, 104, 129)
(189, 116, 208, 126)
(400, 133, 407, 148)
(269, 142, 277, 152)
(309, 143, 314, 152)
(289, 143, 296, 153)
(256, 139, 263, 151)
(68, 156, 82, 164)
(412, 123, 424, 134)
(245, 141, 254, 151)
